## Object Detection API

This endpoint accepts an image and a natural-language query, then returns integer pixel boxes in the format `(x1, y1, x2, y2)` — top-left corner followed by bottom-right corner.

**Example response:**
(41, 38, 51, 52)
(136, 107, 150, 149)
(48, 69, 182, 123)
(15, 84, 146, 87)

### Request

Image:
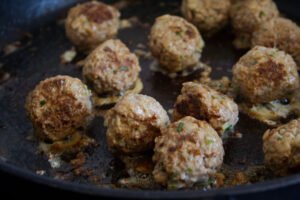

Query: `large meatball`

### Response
(232, 46, 299, 104)
(25, 75, 93, 142)
(65, 1, 120, 52)
(149, 15, 205, 72)
(263, 119, 300, 175)
(173, 82, 239, 135)
(181, 0, 231, 34)
(252, 17, 300, 67)
(153, 116, 224, 189)
(83, 39, 141, 95)
(230, 0, 279, 49)
(104, 94, 169, 154)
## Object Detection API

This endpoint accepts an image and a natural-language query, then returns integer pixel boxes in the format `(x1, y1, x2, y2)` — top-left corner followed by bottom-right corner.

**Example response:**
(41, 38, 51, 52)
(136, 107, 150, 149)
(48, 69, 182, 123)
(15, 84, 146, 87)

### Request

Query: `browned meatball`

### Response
(233, 46, 299, 104)
(263, 119, 300, 175)
(149, 15, 204, 72)
(181, 0, 231, 34)
(25, 75, 94, 142)
(252, 17, 300, 68)
(65, 1, 120, 52)
(83, 39, 141, 95)
(153, 116, 224, 189)
(173, 82, 239, 135)
(230, 0, 279, 49)
(105, 94, 169, 154)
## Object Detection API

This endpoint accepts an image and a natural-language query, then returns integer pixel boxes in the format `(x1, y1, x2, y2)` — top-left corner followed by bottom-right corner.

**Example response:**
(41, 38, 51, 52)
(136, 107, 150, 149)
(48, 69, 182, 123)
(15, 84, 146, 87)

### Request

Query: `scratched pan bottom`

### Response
(0, 0, 300, 198)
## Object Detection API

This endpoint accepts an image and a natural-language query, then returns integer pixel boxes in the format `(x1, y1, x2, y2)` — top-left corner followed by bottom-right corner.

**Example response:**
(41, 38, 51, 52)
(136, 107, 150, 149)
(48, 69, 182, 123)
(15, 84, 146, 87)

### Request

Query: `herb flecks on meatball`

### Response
(233, 46, 299, 104)
(173, 82, 239, 135)
(153, 116, 224, 189)
(230, 0, 279, 49)
(83, 39, 141, 96)
(149, 15, 204, 72)
(182, 0, 231, 35)
(263, 119, 300, 175)
(26, 75, 94, 142)
(65, 1, 120, 52)
(105, 94, 169, 154)
(252, 17, 300, 68)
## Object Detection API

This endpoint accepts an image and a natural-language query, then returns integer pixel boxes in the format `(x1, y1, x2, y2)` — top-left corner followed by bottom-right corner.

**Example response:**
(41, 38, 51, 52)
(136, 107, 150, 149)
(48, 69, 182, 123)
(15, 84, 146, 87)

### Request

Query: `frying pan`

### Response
(0, 0, 300, 199)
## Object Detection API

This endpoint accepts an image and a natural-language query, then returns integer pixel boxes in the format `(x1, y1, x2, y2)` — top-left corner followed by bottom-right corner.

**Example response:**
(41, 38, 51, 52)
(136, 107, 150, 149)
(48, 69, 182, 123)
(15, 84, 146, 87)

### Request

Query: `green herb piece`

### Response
(187, 168, 193, 174)
(177, 122, 184, 133)
(259, 11, 266, 17)
(175, 31, 182, 37)
(171, 172, 180, 179)
(206, 138, 214, 145)
(277, 135, 283, 141)
(40, 100, 46, 107)
(120, 66, 129, 71)
(223, 124, 233, 132)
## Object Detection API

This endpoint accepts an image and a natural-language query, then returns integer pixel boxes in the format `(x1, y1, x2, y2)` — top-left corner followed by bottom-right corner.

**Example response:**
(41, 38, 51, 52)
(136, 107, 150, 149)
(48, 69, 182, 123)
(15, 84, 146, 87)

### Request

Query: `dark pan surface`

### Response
(0, 0, 300, 198)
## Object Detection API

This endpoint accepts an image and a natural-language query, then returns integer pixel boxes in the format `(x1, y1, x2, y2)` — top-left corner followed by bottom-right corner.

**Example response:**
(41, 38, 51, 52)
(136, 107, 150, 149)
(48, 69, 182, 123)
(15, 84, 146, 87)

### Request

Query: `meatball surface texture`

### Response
(26, 75, 93, 141)
(83, 39, 141, 95)
(263, 119, 300, 175)
(153, 116, 224, 189)
(173, 82, 239, 135)
(149, 14, 204, 72)
(230, 0, 279, 49)
(232, 46, 299, 104)
(65, 1, 120, 52)
(105, 94, 170, 154)
(181, 0, 231, 34)
(252, 17, 300, 67)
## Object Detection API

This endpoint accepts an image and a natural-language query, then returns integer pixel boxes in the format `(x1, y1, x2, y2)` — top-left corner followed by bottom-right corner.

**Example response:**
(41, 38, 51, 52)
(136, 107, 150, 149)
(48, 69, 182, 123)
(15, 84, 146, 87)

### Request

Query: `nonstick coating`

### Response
(0, 0, 300, 198)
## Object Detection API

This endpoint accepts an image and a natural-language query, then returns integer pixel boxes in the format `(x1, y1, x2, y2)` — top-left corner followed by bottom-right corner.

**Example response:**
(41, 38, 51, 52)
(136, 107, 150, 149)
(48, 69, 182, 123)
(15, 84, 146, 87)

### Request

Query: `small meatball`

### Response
(233, 46, 299, 104)
(153, 116, 224, 189)
(25, 75, 93, 141)
(252, 17, 300, 67)
(263, 119, 300, 175)
(181, 0, 231, 34)
(149, 15, 204, 72)
(173, 82, 239, 135)
(230, 0, 279, 49)
(65, 1, 120, 52)
(83, 39, 141, 95)
(105, 94, 169, 154)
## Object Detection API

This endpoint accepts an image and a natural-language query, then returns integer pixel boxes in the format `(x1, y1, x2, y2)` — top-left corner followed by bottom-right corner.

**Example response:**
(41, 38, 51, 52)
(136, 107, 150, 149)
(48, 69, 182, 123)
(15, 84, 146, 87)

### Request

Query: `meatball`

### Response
(104, 94, 169, 154)
(149, 15, 205, 72)
(65, 1, 120, 52)
(232, 46, 299, 104)
(25, 75, 93, 142)
(263, 119, 300, 175)
(173, 82, 239, 135)
(83, 39, 141, 95)
(181, 0, 231, 34)
(153, 116, 224, 189)
(252, 17, 300, 67)
(230, 0, 279, 49)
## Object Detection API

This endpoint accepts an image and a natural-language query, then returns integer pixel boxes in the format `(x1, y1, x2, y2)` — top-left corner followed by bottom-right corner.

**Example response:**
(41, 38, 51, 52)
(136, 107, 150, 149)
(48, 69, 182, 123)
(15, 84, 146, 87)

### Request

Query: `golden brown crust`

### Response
(263, 119, 300, 175)
(26, 75, 93, 141)
(181, 0, 231, 34)
(105, 94, 169, 154)
(149, 15, 204, 72)
(65, 1, 120, 52)
(83, 39, 141, 95)
(173, 82, 239, 135)
(230, 0, 279, 49)
(153, 116, 224, 189)
(233, 46, 299, 103)
(252, 17, 300, 67)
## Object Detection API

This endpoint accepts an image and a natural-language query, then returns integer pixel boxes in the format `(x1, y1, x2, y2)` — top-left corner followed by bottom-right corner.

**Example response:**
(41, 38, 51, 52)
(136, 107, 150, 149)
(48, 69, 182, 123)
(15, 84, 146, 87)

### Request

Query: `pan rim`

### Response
(1, 160, 300, 198)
